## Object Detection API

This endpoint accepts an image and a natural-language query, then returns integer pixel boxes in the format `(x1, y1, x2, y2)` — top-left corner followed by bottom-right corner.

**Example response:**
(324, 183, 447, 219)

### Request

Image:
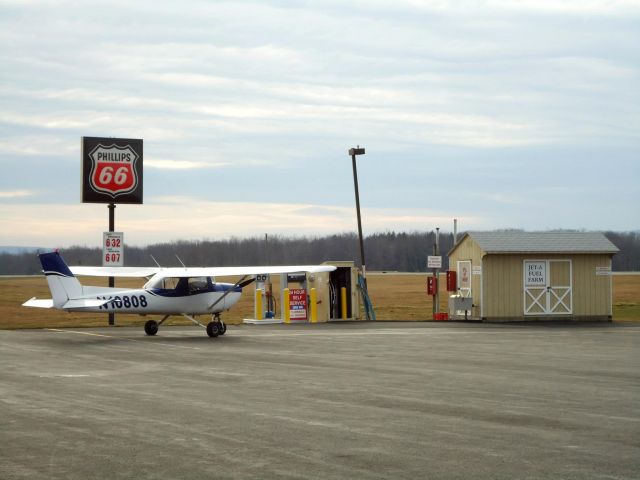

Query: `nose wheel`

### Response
(206, 314, 226, 338)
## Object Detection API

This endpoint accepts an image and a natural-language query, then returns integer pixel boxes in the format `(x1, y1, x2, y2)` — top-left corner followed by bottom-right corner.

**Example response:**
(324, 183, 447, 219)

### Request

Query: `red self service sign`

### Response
(289, 288, 307, 320)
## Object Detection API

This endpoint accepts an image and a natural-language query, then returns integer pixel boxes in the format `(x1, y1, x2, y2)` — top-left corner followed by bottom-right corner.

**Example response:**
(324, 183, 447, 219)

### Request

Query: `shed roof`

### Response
(450, 231, 619, 255)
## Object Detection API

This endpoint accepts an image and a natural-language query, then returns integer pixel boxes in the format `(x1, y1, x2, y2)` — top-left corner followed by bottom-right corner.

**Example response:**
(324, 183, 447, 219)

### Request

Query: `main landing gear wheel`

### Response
(206, 314, 226, 337)
(206, 321, 220, 338)
(144, 320, 159, 336)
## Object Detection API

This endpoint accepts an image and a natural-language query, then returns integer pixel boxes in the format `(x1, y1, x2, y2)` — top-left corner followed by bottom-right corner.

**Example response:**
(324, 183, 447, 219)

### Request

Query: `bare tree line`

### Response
(1, 231, 638, 275)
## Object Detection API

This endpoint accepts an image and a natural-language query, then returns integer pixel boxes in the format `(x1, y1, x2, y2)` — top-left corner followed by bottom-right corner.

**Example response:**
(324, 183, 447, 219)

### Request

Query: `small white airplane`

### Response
(23, 251, 336, 337)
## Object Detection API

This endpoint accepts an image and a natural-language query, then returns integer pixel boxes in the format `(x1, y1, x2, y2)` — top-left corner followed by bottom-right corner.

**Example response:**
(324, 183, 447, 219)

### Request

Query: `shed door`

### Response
(524, 260, 572, 315)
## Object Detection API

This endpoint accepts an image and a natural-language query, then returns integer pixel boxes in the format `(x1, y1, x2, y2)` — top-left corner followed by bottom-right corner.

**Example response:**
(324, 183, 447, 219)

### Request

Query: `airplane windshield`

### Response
(145, 276, 211, 294)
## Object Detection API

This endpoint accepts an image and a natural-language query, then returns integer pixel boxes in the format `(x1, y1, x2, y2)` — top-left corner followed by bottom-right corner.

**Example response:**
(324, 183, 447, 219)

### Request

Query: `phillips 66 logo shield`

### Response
(90, 144, 137, 195)
(82, 137, 143, 204)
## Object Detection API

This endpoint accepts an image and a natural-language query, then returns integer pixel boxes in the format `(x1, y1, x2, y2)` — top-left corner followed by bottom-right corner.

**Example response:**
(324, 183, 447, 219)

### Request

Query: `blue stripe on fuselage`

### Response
(148, 283, 242, 298)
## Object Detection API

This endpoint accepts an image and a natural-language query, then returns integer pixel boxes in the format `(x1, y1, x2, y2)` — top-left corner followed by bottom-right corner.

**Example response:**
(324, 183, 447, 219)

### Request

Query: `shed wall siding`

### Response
(571, 254, 612, 317)
(481, 253, 612, 319)
(483, 255, 522, 317)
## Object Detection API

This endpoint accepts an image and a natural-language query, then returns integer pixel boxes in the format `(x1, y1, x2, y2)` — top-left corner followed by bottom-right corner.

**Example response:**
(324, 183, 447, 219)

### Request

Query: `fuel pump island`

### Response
(244, 261, 368, 323)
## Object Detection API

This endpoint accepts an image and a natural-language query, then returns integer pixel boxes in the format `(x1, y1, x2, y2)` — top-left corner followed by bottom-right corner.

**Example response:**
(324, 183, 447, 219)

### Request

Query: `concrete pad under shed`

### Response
(1, 321, 639, 480)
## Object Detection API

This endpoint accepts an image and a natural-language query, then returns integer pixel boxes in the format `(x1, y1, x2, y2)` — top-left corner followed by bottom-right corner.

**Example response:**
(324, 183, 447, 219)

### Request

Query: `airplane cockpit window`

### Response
(145, 277, 181, 290)
(188, 277, 209, 294)
(163, 277, 180, 289)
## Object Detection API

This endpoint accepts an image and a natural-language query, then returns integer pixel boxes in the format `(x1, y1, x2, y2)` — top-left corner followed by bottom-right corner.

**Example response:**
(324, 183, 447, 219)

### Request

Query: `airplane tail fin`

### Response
(39, 251, 83, 308)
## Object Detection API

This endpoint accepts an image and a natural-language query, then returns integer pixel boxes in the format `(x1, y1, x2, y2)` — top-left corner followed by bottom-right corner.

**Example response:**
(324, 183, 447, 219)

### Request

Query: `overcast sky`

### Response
(1, 0, 638, 248)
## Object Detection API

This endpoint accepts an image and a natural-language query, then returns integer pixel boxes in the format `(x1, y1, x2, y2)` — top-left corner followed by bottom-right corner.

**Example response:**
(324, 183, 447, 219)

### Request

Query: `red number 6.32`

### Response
(105, 238, 121, 248)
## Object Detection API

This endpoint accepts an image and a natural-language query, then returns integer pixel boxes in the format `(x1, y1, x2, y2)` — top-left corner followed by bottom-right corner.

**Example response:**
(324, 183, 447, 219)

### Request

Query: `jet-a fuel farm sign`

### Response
(81, 137, 143, 204)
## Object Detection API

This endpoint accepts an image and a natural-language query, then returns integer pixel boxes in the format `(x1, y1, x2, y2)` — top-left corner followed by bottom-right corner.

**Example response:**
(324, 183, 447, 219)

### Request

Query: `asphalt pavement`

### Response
(1, 321, 639, 479)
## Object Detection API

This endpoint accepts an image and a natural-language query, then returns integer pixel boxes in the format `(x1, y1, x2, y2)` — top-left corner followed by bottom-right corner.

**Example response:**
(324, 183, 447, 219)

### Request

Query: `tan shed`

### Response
(447, 232, 619, 321)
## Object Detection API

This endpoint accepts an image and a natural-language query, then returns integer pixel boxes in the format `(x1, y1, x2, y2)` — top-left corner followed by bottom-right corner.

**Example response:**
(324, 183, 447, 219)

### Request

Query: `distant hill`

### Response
(0, 231, 638, 275)
(0, 246, 43, 255)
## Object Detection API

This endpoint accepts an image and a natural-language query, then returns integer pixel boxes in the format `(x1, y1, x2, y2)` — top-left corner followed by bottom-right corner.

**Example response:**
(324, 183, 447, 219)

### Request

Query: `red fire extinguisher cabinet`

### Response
(427, 276, 438, 295)
(446, 271, 457, 292)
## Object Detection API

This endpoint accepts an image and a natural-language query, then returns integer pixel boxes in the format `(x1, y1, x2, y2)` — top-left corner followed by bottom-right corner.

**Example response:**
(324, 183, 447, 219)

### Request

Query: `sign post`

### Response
(82, 137, 143, 326)
(107, 206, 115, 325)
(430, 228, 441, 317)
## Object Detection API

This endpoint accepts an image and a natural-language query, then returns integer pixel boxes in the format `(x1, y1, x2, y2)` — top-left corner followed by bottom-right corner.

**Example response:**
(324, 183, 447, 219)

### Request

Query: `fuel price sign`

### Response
(103, 232, 124, 267)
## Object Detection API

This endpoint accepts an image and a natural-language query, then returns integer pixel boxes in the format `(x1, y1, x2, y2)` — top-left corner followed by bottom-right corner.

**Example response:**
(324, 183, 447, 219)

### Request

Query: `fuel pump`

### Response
(255, 274, 266, 320)
(264, 274, 275, 318)
(254, 274, 275, 319)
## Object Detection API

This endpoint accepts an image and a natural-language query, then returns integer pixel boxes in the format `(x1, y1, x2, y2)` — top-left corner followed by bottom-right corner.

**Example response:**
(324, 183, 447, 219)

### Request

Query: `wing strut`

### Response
(208, 275, 249, 310)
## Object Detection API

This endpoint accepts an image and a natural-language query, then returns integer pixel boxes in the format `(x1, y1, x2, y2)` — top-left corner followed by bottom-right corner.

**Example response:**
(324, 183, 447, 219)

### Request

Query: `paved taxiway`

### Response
(1, 322, 639, 479)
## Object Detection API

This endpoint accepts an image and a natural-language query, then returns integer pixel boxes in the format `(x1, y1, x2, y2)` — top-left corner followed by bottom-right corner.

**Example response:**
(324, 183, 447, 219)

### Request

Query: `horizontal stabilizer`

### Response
(62, 298, 111, 309)
(22, 297, 54, 308)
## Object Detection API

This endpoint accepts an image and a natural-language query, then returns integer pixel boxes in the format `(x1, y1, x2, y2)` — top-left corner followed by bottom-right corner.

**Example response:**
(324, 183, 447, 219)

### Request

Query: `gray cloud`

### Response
(1, 0, 638, 245)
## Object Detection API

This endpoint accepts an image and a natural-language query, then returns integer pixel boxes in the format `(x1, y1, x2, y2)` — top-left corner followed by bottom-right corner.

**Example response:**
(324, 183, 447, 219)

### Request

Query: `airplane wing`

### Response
(70, 266, 161, 277)
(69, 265, 336, 279)
(150, 265, 337, 279)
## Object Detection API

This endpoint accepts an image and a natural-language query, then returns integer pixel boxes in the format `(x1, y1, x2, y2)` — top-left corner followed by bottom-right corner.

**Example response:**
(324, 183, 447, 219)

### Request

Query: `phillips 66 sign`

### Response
(81, 137, 143, 204)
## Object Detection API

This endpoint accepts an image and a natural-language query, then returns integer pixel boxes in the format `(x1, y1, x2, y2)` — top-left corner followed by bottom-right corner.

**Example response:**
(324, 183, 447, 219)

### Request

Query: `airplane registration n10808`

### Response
(23, 251, 336, 337)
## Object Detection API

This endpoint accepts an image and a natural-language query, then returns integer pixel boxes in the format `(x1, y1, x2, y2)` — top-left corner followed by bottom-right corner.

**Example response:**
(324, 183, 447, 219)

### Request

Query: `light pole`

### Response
(349, 146, 366, 281)
(349, 146, 375, 321)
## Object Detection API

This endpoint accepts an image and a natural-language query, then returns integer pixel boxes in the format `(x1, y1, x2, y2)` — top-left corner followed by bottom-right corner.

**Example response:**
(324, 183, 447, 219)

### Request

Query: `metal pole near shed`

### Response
(435, 227, 440, 315)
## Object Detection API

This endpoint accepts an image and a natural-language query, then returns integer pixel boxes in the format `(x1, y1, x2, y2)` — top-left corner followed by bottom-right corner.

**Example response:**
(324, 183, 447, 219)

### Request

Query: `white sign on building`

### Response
(525, 261, 546, 286)
(427, 256, 442, 269)
(595, 266, 612, 276)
